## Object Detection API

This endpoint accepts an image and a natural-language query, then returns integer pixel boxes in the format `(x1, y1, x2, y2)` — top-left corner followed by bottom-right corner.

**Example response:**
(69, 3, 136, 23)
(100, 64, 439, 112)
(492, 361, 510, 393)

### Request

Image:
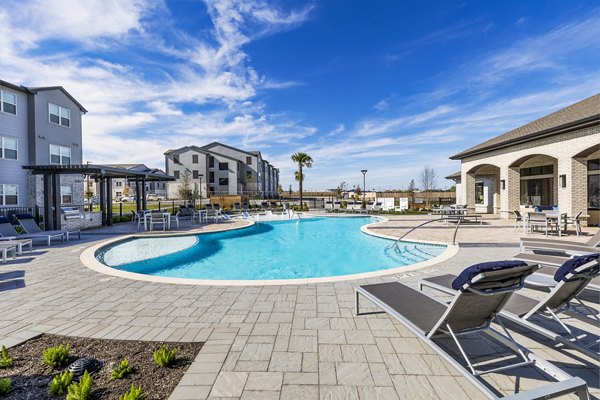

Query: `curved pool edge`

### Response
(80, 215, 459, 286)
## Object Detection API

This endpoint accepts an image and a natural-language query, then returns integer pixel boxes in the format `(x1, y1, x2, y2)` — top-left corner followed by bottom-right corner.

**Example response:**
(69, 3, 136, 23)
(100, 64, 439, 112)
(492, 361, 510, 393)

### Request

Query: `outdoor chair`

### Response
(419, 254, 600, 359)
(527, 212, 552, 236)
(0, 238, 33, 255)
(0, 243, 17, 263)
(520, 229, 600, 251)
(513, 209, 524, 231)
(148, 211, 167, 231)
(0, 216, 64, 246)
(356, 261, 590, 399)
(233, 203, 242, 213)
(17, 213, 80, 242)
(566, 211, 583, 237)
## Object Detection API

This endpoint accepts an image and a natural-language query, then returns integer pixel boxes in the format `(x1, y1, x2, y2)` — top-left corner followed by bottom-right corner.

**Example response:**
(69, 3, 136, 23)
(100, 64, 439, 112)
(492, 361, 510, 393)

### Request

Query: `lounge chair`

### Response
(520, 241, 598, 256)
(0, 243, 17, 263)
(0, 238, 33, 255)
(520, 229, 600, 249)
(236, 211, 253, 220)
(357, 261, 590, 399)
(419, 254, 600, 359)
(0, 216, 64, 246)
(17, 213, 80, 242)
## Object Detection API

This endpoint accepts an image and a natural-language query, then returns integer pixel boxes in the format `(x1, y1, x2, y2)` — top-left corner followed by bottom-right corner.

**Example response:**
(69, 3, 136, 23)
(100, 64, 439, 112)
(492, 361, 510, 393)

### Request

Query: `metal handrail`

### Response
(390, 217, 462, 249)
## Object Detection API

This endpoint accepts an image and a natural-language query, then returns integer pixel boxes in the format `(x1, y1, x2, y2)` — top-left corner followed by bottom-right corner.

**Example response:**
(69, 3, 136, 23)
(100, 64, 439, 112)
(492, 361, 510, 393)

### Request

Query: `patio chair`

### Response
(242, 203, 249, 212)
(0, 238, 33, 255)
(148, 211, 166, 231)
(357, 261, 590, 399)
(16, 213, 80, 242)
(0, 216, 64, 246)
(520, 228, 600, 249)
(566, 211, 583, 237)
(520, 240, 598, 257)
(419, 254, 600, 359)
(513, 209, 524, 231)
(527, 212, 552, 236)
(233, 203, 242, 213)
(0, 243, 17, 263)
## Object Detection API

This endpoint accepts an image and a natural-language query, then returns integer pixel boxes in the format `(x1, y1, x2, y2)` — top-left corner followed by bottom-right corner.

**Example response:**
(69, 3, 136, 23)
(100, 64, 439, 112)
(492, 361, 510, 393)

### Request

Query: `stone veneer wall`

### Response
(62, 211, 102, 231)
(27, 173, 85, 209)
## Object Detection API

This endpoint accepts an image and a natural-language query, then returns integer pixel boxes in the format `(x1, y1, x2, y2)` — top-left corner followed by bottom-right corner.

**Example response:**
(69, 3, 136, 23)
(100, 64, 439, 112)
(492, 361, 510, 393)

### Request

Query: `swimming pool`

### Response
(94, 217, 447, 282)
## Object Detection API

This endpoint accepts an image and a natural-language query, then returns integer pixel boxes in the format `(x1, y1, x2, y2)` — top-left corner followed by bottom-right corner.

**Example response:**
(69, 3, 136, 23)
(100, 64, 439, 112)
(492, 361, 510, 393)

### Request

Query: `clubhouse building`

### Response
(448, 93, 599, 226)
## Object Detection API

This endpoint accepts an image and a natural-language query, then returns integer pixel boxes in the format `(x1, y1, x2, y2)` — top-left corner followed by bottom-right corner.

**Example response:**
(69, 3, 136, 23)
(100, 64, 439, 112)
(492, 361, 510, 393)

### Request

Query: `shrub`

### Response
(43, 344, 70, 369)
(119, 384, 146, 400)
(110, 358, 133, 381)
(153, 345, 177, 367)
(0, 378, 10, 395)
(66, 370, 92, 400)
(49, 371, 73, 396)
(0, 346, 12, 368)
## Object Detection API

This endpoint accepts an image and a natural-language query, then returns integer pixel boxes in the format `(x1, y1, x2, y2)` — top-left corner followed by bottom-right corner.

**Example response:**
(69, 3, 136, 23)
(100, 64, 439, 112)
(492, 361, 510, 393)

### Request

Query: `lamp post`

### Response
(198, 174, 204, 206)
(361, 170, 368, 204)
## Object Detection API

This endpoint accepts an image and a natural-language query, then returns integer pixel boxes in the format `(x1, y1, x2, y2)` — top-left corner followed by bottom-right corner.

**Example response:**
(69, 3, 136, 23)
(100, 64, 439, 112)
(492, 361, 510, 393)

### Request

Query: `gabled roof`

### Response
(445, 171, 461, 180)
(0, 80, 87, 113)
(450, 93, 600, 160)
(164, 145, 240, 163)
(0, 80, 28, 93)
(201, 141, 256, 157)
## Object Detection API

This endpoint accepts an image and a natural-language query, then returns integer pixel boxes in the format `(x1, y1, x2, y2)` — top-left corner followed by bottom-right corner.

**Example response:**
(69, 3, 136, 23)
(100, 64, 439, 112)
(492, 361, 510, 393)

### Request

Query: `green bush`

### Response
(0, 346, 12, 368)
(153, 345, 177, 367)
(0, 378, 10, 395)
(119, 384, 146, 400)
(110, 358, 133, 381)
(66, 370, 92, 400)
(49, 371, 73, 396)
(43, 344, 70, 369)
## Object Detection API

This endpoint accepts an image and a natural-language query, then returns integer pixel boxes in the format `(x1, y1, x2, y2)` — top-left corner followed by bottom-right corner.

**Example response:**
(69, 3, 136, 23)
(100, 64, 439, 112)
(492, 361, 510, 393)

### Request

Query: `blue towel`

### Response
(452, 260, 527, 291)
(16, 213, 34, 220)
(554, 254, 600, 282)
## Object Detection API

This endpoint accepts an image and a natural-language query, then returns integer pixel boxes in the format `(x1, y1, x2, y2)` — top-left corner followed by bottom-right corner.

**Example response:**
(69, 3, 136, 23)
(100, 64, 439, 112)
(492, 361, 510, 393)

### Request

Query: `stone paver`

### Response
(0, 216, 597, 399)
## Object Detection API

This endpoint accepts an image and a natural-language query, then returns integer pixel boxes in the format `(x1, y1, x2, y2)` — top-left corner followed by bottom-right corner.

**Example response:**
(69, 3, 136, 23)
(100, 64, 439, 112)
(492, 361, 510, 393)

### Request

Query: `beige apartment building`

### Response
(448, 93, 599, 226)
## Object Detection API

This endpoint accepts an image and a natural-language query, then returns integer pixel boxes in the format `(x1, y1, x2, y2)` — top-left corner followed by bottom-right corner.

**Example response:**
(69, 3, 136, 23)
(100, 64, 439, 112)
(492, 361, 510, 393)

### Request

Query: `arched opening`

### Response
(573, 145, 600, 226)
(466, 164, 501, 214)
(509, 154, 558, 207)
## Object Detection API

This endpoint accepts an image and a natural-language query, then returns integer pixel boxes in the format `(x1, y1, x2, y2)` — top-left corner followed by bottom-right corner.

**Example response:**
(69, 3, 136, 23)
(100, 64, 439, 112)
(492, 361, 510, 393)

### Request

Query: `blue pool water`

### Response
(96, 217, 446, 280)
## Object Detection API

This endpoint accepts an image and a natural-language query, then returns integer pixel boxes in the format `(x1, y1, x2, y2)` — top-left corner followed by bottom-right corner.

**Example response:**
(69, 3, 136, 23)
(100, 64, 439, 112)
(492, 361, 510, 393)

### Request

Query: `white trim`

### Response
(0, 136, 18, 161)
(0, 89, 17, 116)
(48, 102, 71, 128)
(80, 216, 458, 286)
(49, 144, 71, 165)
(0, 183, 19, 207)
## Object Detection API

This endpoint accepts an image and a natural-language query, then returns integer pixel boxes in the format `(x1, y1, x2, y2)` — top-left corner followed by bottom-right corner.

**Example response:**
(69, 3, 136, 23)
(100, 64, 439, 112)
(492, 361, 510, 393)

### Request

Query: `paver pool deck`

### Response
(0, 214, 598, 399)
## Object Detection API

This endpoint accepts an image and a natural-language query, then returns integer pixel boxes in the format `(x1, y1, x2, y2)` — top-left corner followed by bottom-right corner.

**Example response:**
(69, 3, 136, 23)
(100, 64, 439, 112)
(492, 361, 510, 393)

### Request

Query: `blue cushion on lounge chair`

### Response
(554, 254, 600, 282)
(16, 213, 34, 220)
(452, 260, 527, 291)
(0, 216, 9, 224)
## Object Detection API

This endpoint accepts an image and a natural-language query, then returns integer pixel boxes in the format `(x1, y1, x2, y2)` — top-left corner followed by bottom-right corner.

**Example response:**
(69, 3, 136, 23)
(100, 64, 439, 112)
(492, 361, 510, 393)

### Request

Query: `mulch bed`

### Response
(0, 334, 203, 399)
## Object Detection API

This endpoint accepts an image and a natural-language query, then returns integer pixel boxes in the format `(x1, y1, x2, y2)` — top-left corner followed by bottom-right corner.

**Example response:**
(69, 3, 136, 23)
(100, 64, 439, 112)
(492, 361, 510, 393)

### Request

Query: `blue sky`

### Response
(2, 1, 599, 191)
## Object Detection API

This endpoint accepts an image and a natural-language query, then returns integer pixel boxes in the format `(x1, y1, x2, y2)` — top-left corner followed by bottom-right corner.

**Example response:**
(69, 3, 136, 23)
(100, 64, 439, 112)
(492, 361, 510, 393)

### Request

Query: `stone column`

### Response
(571, 157, 588, 227)
(464, 172, 475, 210)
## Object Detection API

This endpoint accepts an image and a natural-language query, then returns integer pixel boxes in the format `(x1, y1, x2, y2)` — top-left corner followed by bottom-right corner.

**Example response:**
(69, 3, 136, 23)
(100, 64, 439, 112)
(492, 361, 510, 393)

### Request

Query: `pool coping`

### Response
(80, 214, 459, 286)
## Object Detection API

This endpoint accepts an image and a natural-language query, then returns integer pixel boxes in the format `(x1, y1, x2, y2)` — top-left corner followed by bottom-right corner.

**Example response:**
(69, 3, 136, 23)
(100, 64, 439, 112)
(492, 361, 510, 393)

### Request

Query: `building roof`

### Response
(164, 145, 241, 163)
(1, 80, 87, 113)
(450, 93, 600, 160)
(201, 141, 257, 157)
(445, 171, 461, 180)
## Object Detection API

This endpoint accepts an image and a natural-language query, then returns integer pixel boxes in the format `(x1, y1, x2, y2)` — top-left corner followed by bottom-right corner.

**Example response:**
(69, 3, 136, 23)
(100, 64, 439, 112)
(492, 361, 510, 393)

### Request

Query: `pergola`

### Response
(23, 164, 175, 230)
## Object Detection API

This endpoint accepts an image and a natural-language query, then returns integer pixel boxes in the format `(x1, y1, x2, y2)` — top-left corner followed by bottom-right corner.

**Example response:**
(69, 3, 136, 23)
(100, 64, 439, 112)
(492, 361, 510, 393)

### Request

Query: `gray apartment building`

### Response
(0, 80, 86, 210)
(164, 142, 280, 199)
(89, 164, 168, 200)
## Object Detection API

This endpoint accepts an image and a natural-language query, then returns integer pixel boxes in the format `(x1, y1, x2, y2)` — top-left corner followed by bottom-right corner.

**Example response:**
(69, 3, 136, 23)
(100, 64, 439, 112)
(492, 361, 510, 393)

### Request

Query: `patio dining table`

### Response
(545, 212, 567, 236)
(143, 211, 172, 231)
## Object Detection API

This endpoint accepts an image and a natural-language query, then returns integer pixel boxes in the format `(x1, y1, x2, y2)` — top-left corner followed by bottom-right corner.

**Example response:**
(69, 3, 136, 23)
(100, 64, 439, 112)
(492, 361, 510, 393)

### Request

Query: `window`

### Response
(192, 154, 199, 164)
(1, 90, 16, 115)
(246, 156, 252, 165)
(49, 144, 71, 165)
(173, 155, 180, 164)
(219, 178, 229, 186)
(193, 170, 199, 179)
(246, 171, 252, 180)
(173, 170, 180, 179)
(209, 171, 214, 183)
(475, 182, 484, 204)
(60, 185, 72, 204)
(589, 159, 600, 211)
(116, 191, 122, 197)
(116, 181, 122, 187)
(49, 103, 70, 127)
(208, 156, 214, 168)
(0, 137, 17, 160)
(219, 162, 228, 171)
(0, 184, 18, 205)
(520, 164, 554, 206)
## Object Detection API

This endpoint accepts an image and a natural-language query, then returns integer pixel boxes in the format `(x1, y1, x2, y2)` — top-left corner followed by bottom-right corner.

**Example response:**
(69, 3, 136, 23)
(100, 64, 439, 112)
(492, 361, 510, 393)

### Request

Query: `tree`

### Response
(291, 152, 313, 206)
(277, 184, 283, 198)
(418, 166, 437, 207)
(407, 179, 416, 207)
(177, 170, 194, 201)
(354, 185, 362, 200)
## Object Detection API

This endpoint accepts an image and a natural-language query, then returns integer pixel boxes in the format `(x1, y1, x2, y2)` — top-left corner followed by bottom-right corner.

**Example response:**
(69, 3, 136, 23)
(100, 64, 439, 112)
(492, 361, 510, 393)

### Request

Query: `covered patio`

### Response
(22, 164, 175, 231)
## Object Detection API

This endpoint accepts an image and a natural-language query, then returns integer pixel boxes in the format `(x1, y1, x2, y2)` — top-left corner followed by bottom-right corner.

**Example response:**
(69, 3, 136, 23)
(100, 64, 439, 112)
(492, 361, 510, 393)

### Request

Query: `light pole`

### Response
(361, 170, 368, 204)
(198, 174, 204, 206)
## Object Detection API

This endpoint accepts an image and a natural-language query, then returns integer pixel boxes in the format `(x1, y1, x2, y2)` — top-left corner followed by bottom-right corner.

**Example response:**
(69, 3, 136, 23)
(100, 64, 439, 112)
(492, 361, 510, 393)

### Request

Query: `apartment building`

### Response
(0, 80, 86, 209)
(164, 142, 280, 199)
(89, 164, 168, 200)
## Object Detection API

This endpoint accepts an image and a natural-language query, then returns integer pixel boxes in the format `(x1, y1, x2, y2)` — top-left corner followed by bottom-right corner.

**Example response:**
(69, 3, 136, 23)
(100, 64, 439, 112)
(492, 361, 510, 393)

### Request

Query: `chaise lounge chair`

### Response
(0, 243, 18, 263)
(419, 254, 600, 359)
(356, 260, 590, 399)
(0, 238, 33, 255)
(520, 229, 600, 252)
(16, 214, 80, 242)
(0, 216, 64, 246)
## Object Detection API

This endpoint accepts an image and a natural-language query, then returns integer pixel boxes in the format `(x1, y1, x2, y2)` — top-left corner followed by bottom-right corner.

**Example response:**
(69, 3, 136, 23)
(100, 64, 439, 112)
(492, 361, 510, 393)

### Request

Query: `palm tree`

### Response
(291, 152, 313, 207)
